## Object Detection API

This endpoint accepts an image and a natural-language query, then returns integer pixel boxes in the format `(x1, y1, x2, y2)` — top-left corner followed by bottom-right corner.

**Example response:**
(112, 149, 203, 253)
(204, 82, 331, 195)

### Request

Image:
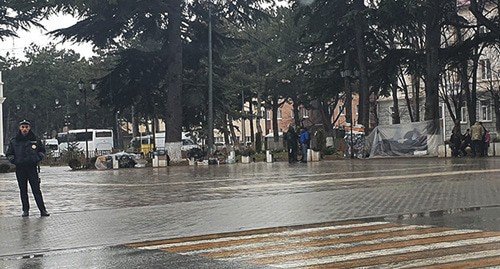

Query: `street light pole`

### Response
(341, 69, 354, 159)
(78, 79, 96, 161)
(207, 2, 214, 155)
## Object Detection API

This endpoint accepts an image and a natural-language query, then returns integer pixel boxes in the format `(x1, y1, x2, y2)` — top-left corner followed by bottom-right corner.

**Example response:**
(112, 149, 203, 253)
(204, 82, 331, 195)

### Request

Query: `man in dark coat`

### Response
(286, 124, 298, 163)
(6, 120, 49, 217)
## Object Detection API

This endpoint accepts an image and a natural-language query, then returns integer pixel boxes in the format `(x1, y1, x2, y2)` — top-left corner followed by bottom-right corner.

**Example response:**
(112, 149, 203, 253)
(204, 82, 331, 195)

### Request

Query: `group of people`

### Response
(285, 124, 310, 163)
(450, 121, 490, 158)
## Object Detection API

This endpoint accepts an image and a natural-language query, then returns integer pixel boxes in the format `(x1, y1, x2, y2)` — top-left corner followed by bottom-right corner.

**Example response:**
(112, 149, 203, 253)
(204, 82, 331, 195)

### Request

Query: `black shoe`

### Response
(40, 211, 50, 217)
(22, 211, 29, 217)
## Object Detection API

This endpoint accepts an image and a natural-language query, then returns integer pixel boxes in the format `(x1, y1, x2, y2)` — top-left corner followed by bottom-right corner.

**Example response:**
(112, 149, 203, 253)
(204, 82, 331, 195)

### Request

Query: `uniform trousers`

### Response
(16, 165, 47, 212)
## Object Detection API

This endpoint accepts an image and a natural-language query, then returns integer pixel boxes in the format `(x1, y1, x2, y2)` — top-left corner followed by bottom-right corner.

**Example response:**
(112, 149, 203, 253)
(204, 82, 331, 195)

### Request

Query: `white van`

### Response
(43, 138, 60, 158)
(129, 132, 201, 154)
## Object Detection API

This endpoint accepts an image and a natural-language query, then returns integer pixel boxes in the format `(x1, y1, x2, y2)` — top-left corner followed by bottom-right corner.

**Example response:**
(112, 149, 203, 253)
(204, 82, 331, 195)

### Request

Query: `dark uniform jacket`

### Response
(6, 131, 46, 167)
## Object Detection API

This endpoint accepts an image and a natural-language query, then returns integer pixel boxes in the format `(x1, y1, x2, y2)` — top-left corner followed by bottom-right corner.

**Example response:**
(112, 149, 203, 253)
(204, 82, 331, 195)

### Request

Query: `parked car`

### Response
(181, 138, 201, 151)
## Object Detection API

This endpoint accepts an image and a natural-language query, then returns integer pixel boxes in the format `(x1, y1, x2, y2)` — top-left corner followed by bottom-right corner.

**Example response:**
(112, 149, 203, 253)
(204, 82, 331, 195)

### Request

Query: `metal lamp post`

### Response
(78, 79, 96, 160)
(341, 70, 354, 159)
(75, 99, 80, 128)
(341, 67, 360, 159)
(207, 1, 214, 155)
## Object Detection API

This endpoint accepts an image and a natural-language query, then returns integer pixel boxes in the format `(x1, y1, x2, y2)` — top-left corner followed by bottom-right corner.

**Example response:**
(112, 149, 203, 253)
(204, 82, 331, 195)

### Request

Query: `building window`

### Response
(339, 105, 345, 115)
(480, 100, 491, 121)
(277, 109, 283, 119)
(214, 137, 224, 144)
(460, 107, 468, 123)
(480, 59, 491, 80)
(302, 109, 310, 118)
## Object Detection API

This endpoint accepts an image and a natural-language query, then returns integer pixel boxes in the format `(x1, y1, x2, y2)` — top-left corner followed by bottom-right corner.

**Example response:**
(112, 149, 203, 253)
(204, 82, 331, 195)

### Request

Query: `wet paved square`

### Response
(1, 157, 500, 267)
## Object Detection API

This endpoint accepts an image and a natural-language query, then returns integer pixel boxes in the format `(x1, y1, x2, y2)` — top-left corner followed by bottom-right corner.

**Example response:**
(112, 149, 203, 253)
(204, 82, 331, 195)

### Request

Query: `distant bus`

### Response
(57, 129, 114, 157)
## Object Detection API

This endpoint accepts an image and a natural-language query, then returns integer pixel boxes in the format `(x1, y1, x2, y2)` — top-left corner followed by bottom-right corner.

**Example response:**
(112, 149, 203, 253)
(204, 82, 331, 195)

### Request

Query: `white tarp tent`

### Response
(364, 120, 443, 158)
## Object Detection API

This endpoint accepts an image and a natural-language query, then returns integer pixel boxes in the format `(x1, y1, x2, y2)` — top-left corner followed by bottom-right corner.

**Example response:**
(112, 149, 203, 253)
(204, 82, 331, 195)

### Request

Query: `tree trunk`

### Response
(353, 0, 370, 130)
(494, 92, 500, 131)
(164, 0, 183, 162)
(391, 84, 401, 124)
(272, 95, 279, 142)
(344, 52, 352, 127)
(399, 69, 414, 122)
(228, 115, 236, 146)
(369, 93, 379, 127)
(292, 96, 301, 127)
(412, 75, 421, 122)
(467, 52, 479, 126)
(255, 64, 263, 137)
(424, 2, 441, 121)
(249, 100, 255, 144)
(319, 101, 334, 137)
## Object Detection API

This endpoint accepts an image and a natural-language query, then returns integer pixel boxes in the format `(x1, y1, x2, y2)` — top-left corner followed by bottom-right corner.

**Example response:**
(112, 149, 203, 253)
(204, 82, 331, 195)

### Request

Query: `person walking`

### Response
(299, 127, 310, 163)
(6, 120, 50, 217)
(286, 124, 298, 163)
(484, 129, 491, 157)
(470, 121, 485, 158)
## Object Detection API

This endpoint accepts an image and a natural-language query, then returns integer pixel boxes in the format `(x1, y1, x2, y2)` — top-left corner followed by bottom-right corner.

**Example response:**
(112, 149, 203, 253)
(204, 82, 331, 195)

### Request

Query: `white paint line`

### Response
(270, 236, 500, 268)
(369, 249, 500, 269)
(183, 225, 430, 255)
(218, 229, 481, 262)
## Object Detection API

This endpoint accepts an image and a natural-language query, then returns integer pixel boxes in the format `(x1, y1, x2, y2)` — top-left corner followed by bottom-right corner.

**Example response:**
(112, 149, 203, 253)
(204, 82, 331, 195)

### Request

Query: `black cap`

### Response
(18, 120, 31, 126)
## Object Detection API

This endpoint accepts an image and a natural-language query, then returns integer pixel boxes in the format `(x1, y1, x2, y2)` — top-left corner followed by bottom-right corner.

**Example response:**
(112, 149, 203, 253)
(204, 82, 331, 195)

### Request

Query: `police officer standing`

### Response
(6, 120, 50, 217)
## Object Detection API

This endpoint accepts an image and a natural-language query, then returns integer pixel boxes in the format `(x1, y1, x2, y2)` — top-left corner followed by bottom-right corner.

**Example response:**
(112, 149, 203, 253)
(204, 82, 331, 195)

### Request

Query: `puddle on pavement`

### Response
(388, 206, 500, 232)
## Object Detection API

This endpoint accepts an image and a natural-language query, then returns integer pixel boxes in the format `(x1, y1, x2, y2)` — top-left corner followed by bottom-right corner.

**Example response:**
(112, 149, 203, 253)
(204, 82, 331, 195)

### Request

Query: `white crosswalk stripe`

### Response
(182, 225, 431, 256)
(129, 220, 500, 268)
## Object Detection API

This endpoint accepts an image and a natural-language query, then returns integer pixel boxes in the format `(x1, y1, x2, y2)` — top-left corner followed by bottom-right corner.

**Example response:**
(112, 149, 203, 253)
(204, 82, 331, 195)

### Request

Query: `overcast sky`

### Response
(0, 14, 95, 59)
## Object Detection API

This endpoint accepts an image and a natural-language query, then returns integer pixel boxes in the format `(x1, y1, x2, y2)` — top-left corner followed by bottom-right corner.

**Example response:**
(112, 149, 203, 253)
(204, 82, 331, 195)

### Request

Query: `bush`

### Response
(68, 159, 82, 170)
(241, 146, 256, 156)
(322, 146, 336, 155)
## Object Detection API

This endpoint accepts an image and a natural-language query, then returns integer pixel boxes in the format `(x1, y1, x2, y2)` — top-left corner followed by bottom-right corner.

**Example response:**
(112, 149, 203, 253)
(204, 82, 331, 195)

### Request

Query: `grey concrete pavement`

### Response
(1, 157, 500, 259)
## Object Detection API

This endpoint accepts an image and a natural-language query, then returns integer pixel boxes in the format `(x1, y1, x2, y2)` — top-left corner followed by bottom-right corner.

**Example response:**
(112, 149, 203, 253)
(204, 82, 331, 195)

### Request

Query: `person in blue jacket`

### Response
(299, 127, 310, 163)
(6, 120, 49, 217)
